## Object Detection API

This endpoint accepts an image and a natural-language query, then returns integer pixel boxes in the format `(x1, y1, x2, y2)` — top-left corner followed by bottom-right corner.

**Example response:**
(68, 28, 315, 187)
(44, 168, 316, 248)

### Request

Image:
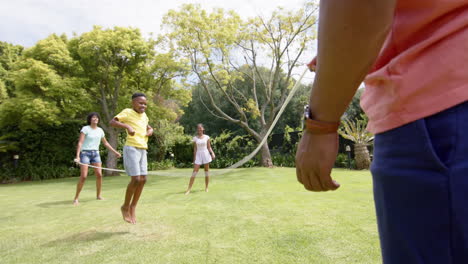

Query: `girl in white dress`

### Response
(185, 124, 216, 195)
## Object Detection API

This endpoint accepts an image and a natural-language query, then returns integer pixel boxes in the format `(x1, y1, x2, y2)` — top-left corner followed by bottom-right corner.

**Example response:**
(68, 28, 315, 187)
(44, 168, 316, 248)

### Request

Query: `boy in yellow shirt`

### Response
(110, 93, 153, 224)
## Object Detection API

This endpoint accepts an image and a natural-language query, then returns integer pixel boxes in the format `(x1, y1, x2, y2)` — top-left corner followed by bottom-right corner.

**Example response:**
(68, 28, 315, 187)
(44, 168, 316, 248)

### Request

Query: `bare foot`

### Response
(97, 197, 105, 200)
(73, 200, 79, 206)
(129, 205, 137, 224)
(185, 190, 190, 195)
(120, 206, 132, 223)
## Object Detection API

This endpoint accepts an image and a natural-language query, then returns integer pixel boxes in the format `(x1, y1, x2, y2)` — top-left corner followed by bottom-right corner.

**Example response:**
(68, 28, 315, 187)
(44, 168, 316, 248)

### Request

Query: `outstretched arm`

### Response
(296, 0, 396, 192)
(101, 137, 122, 158)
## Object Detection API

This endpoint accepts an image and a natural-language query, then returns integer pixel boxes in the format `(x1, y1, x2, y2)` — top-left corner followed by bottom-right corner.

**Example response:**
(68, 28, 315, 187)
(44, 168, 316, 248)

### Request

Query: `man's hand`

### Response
(295, 131, 340, 192)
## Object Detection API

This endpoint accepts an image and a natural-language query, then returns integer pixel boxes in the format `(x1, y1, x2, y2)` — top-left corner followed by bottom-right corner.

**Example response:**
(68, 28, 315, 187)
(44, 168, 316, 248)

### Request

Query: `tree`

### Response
(344, 88, 365, 121)
(162, 3, 317, 167)
(338, 118, 374, 170)
(0, 41, 24, 101)
(0, 35, 90, 130)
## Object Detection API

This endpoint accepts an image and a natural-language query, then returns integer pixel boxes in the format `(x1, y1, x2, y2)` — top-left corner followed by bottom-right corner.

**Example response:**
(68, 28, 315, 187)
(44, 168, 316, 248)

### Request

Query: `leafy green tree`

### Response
(0, 35, 90, 130)
(162, 3, 317, 167)
(0, 41, 23, 99)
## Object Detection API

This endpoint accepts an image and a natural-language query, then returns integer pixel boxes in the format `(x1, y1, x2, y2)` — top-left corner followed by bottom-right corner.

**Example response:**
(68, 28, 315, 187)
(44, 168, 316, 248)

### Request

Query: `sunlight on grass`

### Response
(0, 168, 381, 264)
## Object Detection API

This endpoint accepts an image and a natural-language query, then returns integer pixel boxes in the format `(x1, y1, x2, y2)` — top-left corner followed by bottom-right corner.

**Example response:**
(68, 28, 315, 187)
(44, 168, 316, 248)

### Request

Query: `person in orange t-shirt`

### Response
(296, 0, 468, 263)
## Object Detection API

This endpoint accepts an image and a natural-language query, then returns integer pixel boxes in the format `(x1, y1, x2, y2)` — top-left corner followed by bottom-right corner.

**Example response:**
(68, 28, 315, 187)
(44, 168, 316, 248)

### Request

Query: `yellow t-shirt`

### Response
(115, 108, 149, 149)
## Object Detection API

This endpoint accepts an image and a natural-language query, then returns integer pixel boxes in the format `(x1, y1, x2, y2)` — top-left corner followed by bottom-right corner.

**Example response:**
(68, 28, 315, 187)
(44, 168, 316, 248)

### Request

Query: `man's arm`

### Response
(311, 0, 395, 122)
(296, 0, 396, 192)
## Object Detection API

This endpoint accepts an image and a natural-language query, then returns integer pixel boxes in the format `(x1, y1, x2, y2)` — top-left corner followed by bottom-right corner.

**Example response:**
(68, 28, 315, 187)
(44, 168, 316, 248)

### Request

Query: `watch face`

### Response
(304, 105, 310, 119)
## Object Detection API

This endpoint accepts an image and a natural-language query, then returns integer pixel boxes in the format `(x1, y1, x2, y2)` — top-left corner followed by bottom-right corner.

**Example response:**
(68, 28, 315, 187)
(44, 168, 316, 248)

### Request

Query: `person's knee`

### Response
(139, 177, 147, 185)
(131, 176, 146, 185)
(79, 176, 87, 182)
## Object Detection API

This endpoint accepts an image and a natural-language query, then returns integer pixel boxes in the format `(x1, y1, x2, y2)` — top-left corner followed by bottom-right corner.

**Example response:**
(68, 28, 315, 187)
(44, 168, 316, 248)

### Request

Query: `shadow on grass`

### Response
(37, 199, 94, 208)
(42, 231, 129, 247)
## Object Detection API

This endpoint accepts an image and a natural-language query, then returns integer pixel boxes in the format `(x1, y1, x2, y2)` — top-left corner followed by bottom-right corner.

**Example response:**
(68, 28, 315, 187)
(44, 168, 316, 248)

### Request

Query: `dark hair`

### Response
(197, 123, 205, 133)
(132, 92, 146, 100)
(86, 112, 100, 125)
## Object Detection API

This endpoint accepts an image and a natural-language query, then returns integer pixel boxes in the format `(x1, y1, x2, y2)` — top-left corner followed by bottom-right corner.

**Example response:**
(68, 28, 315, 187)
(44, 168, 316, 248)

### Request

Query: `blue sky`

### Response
(0, 0, 308, 47)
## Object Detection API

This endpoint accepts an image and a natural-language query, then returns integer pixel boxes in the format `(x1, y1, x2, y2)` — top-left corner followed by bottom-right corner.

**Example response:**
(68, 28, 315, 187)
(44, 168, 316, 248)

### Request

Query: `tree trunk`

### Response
(354, 143, 371, 170)
(260, 142, 273, 168)
(105, 127, 120, 176)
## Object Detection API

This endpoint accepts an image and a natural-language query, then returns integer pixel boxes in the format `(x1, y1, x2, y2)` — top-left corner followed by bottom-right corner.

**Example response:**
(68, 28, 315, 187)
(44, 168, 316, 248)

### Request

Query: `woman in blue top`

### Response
(73, 112, 121, 206)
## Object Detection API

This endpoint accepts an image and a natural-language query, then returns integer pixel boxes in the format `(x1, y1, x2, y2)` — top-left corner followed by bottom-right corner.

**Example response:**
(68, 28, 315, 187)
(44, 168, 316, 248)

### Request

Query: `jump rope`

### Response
(74, 68, 309, 177)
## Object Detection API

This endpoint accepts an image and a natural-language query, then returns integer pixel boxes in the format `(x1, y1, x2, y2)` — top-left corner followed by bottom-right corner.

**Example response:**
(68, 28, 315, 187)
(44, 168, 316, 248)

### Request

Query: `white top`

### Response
(80, 126, 105, 151)
(193, 135, 212, 165)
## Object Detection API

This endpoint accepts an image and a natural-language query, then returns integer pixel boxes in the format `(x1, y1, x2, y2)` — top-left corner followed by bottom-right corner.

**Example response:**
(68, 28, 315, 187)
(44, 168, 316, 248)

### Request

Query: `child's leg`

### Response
(204, 164, 210, 192)
(126, 147, 148, 224)
(129, 175, 147, 224)
(73, 164, 89, 205)
(121, 176, 139, 223)
(121, 146, 142, 223)
(92, 163, 103, 199)
(185, 165, 200, 194)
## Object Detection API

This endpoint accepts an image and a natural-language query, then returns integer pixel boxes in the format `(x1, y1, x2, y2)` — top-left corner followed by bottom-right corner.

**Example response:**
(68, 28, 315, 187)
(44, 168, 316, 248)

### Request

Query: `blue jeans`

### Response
(371, 101, 468, 264)
(80, 150, 101, 164)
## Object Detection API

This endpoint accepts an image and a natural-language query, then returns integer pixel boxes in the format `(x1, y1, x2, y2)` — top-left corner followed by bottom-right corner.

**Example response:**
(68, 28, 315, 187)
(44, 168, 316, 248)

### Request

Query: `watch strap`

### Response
(305, 118, 340, 134)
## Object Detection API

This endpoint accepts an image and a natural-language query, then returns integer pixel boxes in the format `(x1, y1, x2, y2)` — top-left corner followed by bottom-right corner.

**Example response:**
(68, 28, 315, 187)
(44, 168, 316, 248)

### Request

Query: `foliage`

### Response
(338, 118, 374, 145)
(344, 88, 365, 121)
(0, 35, 91, 130)
(162, 3, 318, 166)
(338, 118, 373, 170)
(0, 133, 19, 153)
(0, 121, 83, 182)
(334, 153, 356, 169)
(0, 41, 23, 97)
(147, 159, 174, 171)
(148, 120, 187, 162)
(171, 130, 260, 168)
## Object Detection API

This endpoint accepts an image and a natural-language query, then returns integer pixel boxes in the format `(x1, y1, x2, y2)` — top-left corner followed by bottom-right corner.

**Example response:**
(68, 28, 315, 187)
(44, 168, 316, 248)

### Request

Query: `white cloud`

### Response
(0, 0, 308, 47)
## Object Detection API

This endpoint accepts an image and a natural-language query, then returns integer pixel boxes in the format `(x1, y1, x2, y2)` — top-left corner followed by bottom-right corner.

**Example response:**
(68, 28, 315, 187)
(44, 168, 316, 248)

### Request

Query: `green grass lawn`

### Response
(0, 168, 381, 264)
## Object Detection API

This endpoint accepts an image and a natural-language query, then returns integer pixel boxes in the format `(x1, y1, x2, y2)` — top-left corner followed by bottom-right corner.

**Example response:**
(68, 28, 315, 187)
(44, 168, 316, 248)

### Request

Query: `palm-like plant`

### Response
(338, 118, 374, 170)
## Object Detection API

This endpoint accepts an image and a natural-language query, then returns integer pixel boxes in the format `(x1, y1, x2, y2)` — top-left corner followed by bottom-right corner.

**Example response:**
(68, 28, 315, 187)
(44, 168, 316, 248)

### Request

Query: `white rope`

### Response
(74, 68, 309, 177)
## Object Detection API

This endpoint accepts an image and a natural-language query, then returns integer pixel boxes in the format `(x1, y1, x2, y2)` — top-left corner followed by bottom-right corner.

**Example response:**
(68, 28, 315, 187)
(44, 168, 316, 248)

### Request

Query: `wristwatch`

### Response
(303, 105, 340, 134)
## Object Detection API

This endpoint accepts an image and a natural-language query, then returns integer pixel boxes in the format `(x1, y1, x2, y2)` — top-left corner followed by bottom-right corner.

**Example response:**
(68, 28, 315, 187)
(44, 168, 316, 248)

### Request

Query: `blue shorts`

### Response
(123, 146, 148, 177)
(80, 150, 101, 164)
(371, 101, 468, 264)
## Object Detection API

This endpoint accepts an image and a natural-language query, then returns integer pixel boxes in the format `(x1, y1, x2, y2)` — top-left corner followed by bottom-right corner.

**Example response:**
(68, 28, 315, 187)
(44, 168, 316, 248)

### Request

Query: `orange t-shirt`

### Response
(362, 0, 468, 134)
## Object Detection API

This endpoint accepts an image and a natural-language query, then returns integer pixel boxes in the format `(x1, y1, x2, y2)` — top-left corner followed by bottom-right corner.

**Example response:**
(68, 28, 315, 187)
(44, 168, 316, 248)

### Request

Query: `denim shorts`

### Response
(371, 101, 468, 264)
(80, 150, 101, 164)
(123, 146, 147, 176)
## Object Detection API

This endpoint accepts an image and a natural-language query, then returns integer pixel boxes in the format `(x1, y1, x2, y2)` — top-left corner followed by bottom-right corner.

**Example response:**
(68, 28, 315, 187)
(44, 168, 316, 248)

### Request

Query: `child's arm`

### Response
(110, 117, 135, 136)
(207, 139, 215, 159)
(193, 142, 197, 164)
(101, 137, 122, 158)
(75, 133, 85, 162)
(146, 125, 154, 137)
